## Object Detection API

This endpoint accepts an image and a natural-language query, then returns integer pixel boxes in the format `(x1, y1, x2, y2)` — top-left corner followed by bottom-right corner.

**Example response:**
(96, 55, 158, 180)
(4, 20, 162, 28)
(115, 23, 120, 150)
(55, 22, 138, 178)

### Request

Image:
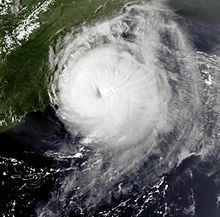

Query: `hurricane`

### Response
(34, 0, 220, 216)
(56, 31, 171, 147)
(51, 1, 197, 147)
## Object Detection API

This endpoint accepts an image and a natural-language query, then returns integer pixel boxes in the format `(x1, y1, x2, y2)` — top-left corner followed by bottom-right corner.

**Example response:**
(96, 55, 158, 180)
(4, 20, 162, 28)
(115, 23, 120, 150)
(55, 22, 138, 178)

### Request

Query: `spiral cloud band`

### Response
(58, 45, 169, 146)
(42, 1, 206, 215)
(53, 2, 173, 147)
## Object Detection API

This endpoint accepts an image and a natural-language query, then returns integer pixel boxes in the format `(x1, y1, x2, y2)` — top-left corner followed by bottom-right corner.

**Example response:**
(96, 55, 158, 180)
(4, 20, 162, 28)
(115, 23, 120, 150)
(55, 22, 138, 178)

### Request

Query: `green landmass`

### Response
(0, 0, 134, 132)
(1, 0, 218, 132)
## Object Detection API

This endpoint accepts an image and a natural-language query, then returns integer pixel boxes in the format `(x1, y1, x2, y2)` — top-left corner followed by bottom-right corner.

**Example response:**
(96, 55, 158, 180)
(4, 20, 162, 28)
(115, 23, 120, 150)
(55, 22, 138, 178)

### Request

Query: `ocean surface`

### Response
(0, 1, 220, 216)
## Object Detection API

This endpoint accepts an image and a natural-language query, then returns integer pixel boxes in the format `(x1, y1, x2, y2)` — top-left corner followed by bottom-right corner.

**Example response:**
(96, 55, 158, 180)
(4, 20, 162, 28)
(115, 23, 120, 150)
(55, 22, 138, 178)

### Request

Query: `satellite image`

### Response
(0, 0, 220, 216)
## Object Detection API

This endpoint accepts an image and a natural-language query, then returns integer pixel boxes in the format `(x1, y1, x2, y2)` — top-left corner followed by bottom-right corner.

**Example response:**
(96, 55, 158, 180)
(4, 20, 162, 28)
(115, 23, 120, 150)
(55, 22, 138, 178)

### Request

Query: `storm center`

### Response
(97, 87, 114, 100)
(57, 45, 170, 146)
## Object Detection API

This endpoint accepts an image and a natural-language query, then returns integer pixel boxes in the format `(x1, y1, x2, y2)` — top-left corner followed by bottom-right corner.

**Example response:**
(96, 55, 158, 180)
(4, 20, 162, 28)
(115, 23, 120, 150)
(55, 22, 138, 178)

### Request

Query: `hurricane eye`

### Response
(96, 88, 102, 98)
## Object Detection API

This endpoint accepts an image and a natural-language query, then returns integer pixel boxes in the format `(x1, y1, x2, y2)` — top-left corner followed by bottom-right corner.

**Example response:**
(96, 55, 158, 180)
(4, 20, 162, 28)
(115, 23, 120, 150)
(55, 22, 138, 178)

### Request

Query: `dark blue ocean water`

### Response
(0, 2, 220, 217)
